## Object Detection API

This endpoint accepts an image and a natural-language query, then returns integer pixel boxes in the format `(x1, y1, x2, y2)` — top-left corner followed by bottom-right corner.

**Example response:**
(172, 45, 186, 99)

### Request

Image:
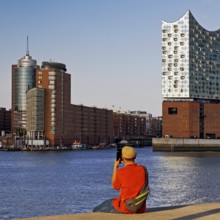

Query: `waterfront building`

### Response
(26, 88, 45, 140)
(36, 62, 74, 146)
(0, 108, 5, 134)
(71, 104, 113, 145)
(151, 116, 162, 138)
(0, 107, 11, 135)
(11, 47, 37, 134)
(113, 110, 146, 140)
(129, 111, 156, 137)
(162, 10, 220, 100)
(162, 11, 220, 138)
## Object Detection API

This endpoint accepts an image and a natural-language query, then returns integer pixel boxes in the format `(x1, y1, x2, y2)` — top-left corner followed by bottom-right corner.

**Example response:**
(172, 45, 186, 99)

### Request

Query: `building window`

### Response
(49, 76, 56, 80)
(168, 107, 177, 115)
(49, 72, 56, 76)
(49, 85, 55, 89)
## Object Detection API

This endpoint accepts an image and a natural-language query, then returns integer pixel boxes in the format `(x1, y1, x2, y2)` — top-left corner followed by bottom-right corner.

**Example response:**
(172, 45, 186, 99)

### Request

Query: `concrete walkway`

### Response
(16, 202, 220, 220)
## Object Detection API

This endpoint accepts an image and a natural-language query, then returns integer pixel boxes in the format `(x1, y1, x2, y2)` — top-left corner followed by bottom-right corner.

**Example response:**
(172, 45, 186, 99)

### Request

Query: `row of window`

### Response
(162, 38, 186, 43)
(162, 30, 186, 37)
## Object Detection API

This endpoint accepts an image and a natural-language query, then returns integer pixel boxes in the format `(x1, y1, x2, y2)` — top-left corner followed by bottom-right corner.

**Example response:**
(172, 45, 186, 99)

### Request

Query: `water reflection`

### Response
(145, 151, 220, 207)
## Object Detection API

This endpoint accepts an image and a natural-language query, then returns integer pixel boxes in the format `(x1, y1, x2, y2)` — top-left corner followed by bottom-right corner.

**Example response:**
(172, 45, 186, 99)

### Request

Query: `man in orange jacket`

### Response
(93, 146, 148, 213)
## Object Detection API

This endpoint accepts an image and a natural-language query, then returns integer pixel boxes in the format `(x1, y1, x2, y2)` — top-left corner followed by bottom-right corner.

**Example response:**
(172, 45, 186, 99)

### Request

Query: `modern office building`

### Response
(162, 11, 220, 138)
(162, 10, 220, 100)
(11, 48, 37, 134)
(36, 61, 74, 146)
(26, 88, 45, 139)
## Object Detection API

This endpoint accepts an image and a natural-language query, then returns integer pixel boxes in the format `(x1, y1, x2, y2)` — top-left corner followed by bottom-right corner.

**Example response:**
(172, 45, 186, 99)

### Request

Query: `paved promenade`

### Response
(17, 202, 220, 220)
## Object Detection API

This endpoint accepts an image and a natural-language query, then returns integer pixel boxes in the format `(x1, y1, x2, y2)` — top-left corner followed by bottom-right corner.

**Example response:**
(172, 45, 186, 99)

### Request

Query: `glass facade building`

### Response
(13, 54, 37, 111)
(12, 52, 37, 131)
(162, 10, 220, 100)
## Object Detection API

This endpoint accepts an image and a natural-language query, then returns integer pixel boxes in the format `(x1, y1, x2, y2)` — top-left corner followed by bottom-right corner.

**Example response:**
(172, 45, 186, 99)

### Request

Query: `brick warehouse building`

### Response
(161, 11, 220, 139)
(71, 104, 113, 145)
(163, 101, 220, 139)
(0, 107, 11, 134)
(113, 111, 146, 139)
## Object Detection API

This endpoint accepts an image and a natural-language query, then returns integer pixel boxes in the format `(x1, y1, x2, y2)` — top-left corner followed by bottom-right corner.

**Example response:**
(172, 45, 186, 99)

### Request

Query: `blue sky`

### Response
(1, 0, 220, 116)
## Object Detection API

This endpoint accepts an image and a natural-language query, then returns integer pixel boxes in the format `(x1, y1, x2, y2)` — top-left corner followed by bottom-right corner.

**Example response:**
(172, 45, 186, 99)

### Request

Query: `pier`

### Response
(153, 138, 220, 151)
(16, 202, 220, 220)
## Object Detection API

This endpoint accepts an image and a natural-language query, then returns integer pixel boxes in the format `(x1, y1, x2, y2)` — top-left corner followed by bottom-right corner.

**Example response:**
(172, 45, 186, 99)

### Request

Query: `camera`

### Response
(116, 147, 122, 161)
(115, 137, 123, 161)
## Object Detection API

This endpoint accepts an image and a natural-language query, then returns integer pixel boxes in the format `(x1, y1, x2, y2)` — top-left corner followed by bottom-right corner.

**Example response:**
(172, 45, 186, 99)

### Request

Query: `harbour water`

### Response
(1, 147, 220, 220)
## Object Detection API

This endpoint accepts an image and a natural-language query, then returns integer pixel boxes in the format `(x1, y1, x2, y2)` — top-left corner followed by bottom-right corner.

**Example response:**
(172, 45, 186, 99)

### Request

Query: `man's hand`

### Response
(114, 159, 121, 169)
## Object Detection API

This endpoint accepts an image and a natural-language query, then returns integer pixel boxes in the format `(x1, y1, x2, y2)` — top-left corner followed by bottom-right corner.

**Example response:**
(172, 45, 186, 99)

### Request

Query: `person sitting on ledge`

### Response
(93, 146, 148, 214)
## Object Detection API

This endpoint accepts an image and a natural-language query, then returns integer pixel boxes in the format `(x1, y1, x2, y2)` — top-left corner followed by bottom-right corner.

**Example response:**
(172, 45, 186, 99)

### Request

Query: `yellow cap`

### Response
(122, 146, 137, 159)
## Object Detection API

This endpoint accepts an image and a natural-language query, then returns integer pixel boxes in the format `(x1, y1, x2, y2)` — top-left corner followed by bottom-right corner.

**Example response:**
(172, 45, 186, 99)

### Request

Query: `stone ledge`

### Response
(16, 202, 220, 220)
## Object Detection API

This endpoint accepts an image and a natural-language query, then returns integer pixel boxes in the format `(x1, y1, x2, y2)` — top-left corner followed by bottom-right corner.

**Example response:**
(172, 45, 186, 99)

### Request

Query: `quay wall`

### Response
(16, 202, 220, 220)
(152, 138, 220, 151)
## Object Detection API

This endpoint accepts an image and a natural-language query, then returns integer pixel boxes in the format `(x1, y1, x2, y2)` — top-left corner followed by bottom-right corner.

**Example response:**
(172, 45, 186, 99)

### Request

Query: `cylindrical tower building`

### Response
(12, 50, 37, 134)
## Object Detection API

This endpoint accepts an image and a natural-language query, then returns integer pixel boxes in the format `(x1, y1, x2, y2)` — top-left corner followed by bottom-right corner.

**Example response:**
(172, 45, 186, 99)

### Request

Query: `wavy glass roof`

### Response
(162, 11, 220, 101)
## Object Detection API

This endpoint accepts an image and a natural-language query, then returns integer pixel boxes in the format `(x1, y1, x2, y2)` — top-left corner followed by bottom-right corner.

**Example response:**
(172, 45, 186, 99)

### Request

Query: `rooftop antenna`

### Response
(26, 35, 29, 56)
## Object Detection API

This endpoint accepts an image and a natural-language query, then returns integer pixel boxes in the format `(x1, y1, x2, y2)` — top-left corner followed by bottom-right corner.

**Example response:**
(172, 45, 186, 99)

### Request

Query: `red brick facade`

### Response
(204, 103, 220, 138)
(163, 101, 220, 138)
(71, 104, 113, 145)
(113, 112, 146, 139)
(162, 101, 200, 138)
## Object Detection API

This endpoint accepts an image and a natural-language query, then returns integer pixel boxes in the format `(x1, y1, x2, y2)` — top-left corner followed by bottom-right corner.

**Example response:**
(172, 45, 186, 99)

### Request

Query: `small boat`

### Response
(71, 141, 87, 150)
(91, 145, 100, 150)
(119, 140, 129, 144)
